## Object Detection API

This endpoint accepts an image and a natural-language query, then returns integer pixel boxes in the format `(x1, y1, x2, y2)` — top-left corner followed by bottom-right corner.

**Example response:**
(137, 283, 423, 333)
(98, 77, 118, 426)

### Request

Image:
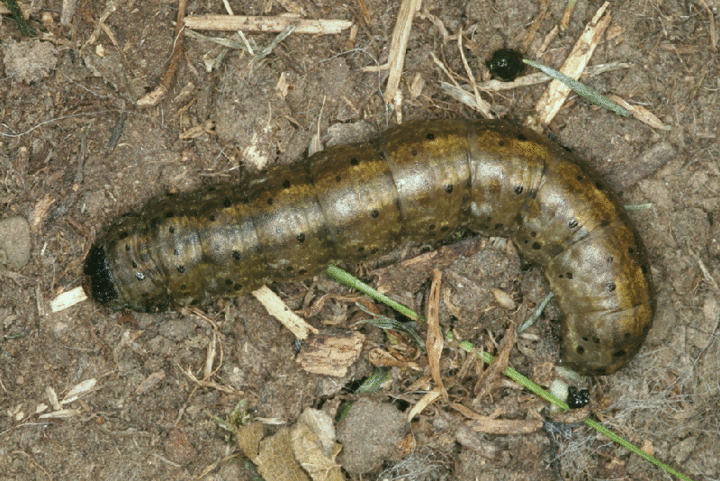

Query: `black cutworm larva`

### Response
(84, 119, 655, 375)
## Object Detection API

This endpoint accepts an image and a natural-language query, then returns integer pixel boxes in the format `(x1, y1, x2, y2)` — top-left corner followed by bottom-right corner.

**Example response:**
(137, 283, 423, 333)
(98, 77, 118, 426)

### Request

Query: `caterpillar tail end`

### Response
(83, 244, 120, 308)
(559, 299, 656, 376)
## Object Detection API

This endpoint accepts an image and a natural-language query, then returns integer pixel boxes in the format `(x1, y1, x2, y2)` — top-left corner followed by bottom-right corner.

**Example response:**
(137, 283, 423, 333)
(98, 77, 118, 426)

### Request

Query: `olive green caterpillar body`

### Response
(84, 119, 655, 375)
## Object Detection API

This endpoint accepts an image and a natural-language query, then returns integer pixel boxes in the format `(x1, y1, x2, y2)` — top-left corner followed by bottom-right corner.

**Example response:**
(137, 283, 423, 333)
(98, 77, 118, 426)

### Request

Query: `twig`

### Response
(444, 63, 633, 112)
(184, 14, 352, 35)
(426, 270, 447, 399)
(382, 0, 422, 105)
(137, 0, 187, 107)
(608, 94, 670, 130)
(430, 52, 461, 88)
(251, 286, 318, 339)
(439, 82, 491, 113)
(457, 26, 492, 118)
(80, 0, 117, 53)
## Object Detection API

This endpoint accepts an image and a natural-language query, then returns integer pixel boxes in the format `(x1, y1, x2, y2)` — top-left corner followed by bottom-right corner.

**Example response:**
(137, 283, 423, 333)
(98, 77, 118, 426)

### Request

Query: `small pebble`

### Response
(0, 216, 31, 269)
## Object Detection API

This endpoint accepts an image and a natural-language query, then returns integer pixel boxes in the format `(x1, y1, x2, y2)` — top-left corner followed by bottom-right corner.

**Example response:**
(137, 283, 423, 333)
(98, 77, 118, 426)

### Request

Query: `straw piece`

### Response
(184, 14, 352, 35)
(382, 0, 422, 104)
(528, 1, 611, 128)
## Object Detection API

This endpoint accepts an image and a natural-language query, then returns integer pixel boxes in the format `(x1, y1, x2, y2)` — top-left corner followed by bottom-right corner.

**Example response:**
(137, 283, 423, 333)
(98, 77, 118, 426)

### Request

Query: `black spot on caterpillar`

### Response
(84, 119, 655, 376)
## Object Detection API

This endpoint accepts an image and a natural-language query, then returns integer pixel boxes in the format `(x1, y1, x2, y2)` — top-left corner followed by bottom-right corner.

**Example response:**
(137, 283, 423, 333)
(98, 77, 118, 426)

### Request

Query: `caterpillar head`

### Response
(84, 244, 120, 308)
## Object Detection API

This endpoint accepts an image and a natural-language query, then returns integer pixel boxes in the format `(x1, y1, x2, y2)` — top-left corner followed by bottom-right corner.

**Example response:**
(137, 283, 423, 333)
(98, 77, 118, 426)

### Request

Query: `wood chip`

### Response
(49, 286, 88, 312)
(252, 286, 318, 339)
(31, 194, 55, 231)
(292, 409, 343, 481)
(295, 330, 365, 377)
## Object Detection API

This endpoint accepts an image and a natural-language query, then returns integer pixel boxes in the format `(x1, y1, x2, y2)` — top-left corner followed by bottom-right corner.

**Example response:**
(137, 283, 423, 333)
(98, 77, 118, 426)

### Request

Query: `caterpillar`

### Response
(84, 119, 655, 375)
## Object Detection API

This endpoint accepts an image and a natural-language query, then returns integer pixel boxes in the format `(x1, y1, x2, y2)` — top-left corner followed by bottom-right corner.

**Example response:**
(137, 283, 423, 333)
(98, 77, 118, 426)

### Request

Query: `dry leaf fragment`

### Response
(61, 378, 98, 404)
(255, 427, 312, 481)
(292, 409, 343, 481)
(236, 421, 264, 460)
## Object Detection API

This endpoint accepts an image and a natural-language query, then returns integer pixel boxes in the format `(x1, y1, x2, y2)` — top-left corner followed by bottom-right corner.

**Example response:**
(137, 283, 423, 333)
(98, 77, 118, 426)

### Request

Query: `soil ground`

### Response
(1, 0, 719, 480)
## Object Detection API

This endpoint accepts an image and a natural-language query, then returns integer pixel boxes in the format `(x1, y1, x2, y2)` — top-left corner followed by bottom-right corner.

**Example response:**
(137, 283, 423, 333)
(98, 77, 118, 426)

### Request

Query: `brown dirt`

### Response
(1, 0, 718, 480)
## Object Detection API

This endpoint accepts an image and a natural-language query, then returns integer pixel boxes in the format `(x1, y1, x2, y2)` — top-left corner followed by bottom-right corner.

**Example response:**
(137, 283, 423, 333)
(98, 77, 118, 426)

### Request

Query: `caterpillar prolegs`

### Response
(84, 119, 655, 375)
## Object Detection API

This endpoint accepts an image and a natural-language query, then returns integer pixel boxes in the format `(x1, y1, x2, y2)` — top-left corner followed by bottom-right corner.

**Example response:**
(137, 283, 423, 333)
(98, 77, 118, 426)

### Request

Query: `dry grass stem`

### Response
(442, 63, 631, 115)
(457, 26, 492, 118)
(426, 269, 447, 399)
(184, 15, 352, 35)
(608, 95, 670, 130)
(382, 0, 422, 104)
(407, 388, 443, 421)
(137, 0, 187, 107)
(528, 1, 611, 128)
